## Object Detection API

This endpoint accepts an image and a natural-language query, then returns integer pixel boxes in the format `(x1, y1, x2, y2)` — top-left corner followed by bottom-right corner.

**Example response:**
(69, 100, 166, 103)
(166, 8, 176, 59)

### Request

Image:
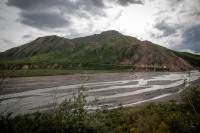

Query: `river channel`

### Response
(0, 71, 200, 115)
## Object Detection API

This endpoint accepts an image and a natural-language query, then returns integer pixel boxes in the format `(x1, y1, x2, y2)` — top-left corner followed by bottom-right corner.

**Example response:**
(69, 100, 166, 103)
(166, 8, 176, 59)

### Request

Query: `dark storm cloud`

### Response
(7, 0, 76, 10)
(18, 11, 71, 29)
(7, 0, 106, 30)
(180, 24, 200, 52)
(154, 21, 176, 37)
(7, 0, 144, 30)
(7, 0, 105, 9)
(90, 0, 105, 7)
(116, 0, 144, 6)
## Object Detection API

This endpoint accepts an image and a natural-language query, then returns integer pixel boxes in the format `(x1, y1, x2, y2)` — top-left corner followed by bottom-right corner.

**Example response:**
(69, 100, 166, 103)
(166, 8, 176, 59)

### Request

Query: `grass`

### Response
(0, 69, 127, 77)
(0, 64, 169, 77)
(0, 69, 94, 77)
(0, 66, 169, 77)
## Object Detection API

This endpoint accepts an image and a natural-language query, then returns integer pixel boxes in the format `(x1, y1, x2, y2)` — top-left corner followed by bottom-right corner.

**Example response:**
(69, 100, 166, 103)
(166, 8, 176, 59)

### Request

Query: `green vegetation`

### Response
(0, 86, 200, 133)
(1, 30, 200, 74)
(0, 69, 120, 77)
(0, 66, 167, 77)
(0, 35, 74, 60)
(174, 52, 200, 67)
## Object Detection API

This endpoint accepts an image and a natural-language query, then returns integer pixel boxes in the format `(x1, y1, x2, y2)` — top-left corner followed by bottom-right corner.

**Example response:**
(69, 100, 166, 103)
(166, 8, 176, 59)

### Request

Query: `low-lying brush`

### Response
(0, 86, 200, 133)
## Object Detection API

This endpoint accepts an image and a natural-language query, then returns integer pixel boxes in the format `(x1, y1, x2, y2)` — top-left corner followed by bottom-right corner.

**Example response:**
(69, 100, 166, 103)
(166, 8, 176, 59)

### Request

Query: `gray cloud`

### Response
(2, 38, 15, 45)
(167, 0, 184, 7)
(18, 11, 71, 29)
(1, 39, 16, 52)
(116, 0, 144, 6)
(165, 0, 184, 12)
(22, 34, 32, 39)
(0, 16, 6, 21)
(7, 0, 71, 10)
(89, 0, 105, 7)
(180, 24, 200, 52)
(168, 0, 184, 6)
(7, 0, 105, 30)
(151, 0, 200, 54)
(7, 0, 106, 9)
(7, 0, 144, 30)
(167, 0, 200, 21)
(154, 21, 176, 37)
(170, 24, 200, 53)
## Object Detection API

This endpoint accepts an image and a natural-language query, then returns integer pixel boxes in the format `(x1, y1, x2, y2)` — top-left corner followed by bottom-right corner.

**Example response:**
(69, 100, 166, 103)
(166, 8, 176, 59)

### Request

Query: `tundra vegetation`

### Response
(0, 86, 199, 133)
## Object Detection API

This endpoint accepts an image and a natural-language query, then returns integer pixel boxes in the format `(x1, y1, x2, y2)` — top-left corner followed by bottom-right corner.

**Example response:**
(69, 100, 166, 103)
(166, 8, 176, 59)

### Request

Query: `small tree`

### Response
(57, 86, 92, 132)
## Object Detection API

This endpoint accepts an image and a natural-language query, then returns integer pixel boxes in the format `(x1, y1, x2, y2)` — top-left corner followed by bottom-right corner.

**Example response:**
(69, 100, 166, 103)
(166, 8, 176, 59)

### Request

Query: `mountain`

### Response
(0, 30, 199, 71)
(0, 35, 75, 60)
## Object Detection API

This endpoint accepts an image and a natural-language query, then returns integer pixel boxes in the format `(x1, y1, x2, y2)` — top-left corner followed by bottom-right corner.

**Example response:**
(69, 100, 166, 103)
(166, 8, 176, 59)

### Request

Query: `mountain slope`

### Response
(174, 52, 200, 67)
(70, 31, 193, 70)
(0, 30, 198, 71)
(0, 35, 75, 60)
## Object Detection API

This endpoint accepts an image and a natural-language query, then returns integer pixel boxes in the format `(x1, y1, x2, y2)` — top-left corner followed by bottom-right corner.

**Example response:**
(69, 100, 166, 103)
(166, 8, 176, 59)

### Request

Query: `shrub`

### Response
(181, 85, 200, 113)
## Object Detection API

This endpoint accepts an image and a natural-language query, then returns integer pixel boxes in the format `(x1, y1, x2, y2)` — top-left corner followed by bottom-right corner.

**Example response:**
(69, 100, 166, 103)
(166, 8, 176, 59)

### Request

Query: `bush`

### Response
(57, 86, 92, 132)
(181, 85, 200, 113)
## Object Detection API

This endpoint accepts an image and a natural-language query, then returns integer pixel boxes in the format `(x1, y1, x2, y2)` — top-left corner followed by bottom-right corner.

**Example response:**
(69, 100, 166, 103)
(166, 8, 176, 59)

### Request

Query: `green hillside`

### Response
(0, 35, 75, 60)
(174, 52, 200, 67)
(0, 30, 199, 72)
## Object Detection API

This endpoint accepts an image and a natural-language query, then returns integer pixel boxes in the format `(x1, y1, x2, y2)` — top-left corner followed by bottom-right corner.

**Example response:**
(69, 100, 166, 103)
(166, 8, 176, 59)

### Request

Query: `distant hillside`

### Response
(0, 35, 75, 60)
(0, 30, 199, 71)
(174, 52, 200, 67)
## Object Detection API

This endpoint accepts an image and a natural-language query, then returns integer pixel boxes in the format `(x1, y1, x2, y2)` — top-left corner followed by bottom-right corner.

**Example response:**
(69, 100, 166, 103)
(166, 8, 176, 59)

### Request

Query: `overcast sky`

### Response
(0, 0, 200, 54)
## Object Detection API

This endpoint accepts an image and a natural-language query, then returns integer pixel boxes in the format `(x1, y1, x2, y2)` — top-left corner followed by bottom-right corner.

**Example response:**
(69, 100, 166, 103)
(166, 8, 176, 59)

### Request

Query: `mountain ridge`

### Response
(0, 35, 75, 60)
(0, 30, 199, 71)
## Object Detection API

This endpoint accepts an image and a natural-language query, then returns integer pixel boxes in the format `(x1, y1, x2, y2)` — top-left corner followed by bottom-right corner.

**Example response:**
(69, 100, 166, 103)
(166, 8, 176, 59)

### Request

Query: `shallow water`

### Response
(0, 71, 200, 115)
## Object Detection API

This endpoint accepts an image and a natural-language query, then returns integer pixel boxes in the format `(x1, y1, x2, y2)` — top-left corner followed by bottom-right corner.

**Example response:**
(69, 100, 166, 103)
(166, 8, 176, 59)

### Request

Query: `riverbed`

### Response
(0, 71, 200, 115)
